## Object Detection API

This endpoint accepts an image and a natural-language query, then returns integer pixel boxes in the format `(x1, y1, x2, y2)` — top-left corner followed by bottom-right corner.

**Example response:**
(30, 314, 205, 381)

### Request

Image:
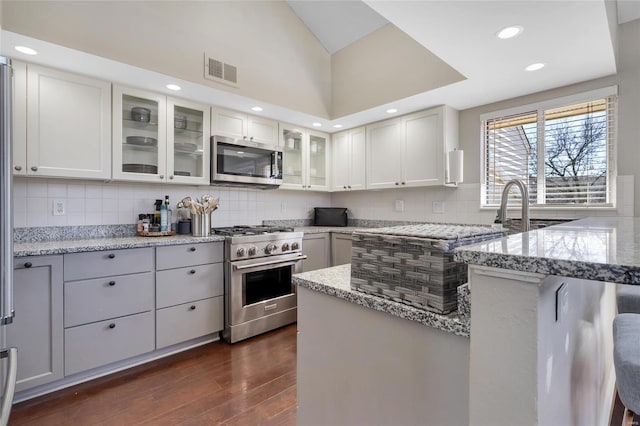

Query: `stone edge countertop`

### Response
(14, 235, 226, 257)
(454, 217, 640, 286)
(294, 226, 366, 235)
(293, 264, 470, 338)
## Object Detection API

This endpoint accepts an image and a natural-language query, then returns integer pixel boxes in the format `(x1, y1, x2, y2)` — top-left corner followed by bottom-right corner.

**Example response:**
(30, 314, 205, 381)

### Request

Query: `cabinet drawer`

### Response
(64, 311, 154, 376)
(156, 242, 223, 270)
(156, 296, 223, 349)
(64, 272, 154, 328)
(156, 263, 223, 309)
(64, 248, 154, 281)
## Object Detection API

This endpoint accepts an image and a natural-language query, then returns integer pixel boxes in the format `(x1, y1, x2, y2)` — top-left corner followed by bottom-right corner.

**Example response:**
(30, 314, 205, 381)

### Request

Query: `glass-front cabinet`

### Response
(279, 124, 329, 190)
(112, 85, 209, 184)
(167, 99, 209, 184)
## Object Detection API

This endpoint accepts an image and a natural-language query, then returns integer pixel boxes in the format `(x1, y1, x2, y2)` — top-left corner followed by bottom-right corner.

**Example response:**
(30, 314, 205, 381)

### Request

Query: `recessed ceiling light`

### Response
(312, 122, 322, 127)
(333, 124, 343, 129)
(525, 63, 545, 72)
(14, 46, 37, 56)
(251, 106, 263, 112)
(166, 84, 181, 91)
(497, 25, 523, 39)
(386, 108, 398, 114)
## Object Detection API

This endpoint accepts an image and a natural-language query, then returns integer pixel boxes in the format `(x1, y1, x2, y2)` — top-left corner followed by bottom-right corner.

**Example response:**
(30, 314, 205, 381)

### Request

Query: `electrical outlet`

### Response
(432, 201, 445, 214)
(394, 199, 404, 212)
(53, 199, 66, 216)
(280, 202, 286, 212)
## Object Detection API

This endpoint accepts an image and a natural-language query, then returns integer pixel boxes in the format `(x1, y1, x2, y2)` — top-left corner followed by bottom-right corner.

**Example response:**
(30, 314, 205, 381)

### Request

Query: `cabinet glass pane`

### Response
(121, 94, 160, 175)
(309, 135, 327, 187)
(282, 129, 303, 186)
(173, 105, 205, 179)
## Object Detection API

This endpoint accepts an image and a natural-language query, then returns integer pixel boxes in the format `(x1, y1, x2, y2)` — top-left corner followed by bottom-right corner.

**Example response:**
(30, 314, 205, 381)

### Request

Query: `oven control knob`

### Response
(281, 243, 290, 251)
(265, 243, 278, 254)
(291, 242, 299, 250)
(248, 246, 257, 256)
(236, 247, 246, 257)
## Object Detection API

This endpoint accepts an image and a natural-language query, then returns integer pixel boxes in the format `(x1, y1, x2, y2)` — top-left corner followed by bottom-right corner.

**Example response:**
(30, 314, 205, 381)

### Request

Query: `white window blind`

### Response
(482, 94, 617, 207)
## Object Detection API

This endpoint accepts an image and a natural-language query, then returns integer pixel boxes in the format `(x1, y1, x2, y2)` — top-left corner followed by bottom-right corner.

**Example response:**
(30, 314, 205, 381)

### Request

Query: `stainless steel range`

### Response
(215, 226, 306, 343)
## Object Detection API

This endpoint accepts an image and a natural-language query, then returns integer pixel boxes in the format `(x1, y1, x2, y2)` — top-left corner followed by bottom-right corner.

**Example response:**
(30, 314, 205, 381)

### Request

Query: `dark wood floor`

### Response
(9, 325, 297, 426)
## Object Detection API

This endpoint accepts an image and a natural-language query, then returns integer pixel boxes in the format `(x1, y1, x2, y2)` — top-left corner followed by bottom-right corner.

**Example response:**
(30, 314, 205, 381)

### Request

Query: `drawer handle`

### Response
(190, 305, 196, 310)
(24, 262, 32, 268)
(189, 247, 196, 252)
(189, 269, 196, 275)
(108, 323, 116, 329)
(108, 281, 116, 286)
(108, 253, 116, 259)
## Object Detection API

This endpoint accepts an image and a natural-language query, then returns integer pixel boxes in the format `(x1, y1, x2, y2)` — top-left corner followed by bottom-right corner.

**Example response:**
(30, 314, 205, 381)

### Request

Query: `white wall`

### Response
(2, 1, 332, 118)
(331, 24, 464, 118)
(13, 177, 330, 228)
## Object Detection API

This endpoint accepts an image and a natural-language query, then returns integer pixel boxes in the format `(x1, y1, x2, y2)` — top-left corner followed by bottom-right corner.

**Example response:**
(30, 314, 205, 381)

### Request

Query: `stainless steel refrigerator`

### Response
(0, 55, 18, 426)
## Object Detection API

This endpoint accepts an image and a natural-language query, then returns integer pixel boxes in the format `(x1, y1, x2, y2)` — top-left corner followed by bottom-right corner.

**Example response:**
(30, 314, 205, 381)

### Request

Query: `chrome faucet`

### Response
(498, 179, 530, 232)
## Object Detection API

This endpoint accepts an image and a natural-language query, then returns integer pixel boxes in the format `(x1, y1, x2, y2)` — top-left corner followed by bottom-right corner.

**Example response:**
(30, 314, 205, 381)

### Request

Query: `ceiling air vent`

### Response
(204, 55, 238, 87)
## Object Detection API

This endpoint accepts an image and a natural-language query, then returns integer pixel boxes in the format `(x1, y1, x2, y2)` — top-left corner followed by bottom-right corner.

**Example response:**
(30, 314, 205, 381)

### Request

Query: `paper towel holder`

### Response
(445, 148, 464, 186)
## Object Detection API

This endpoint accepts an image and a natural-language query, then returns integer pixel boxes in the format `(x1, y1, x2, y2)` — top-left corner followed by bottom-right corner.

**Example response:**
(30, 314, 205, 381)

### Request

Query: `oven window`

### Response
(244, 265, 293, 305)
(217, 142, 281, 178)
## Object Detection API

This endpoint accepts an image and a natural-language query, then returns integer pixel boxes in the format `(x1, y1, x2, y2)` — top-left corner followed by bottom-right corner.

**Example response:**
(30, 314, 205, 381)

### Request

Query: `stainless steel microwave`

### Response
(211, 136, 283, 188)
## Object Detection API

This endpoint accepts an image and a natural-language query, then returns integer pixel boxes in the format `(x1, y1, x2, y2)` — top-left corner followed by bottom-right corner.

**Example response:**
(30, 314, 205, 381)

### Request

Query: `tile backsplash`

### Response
(13, 178, 331, 228)
(13, 176, 634, 229)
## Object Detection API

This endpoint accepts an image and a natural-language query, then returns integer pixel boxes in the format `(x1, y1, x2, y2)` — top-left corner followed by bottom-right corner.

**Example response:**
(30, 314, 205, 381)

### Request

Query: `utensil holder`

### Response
(191, 213, 211, 237)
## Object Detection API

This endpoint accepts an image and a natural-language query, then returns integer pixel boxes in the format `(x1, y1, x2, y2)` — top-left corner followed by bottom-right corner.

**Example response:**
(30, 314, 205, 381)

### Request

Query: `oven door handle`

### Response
(232, 255, 307, 271)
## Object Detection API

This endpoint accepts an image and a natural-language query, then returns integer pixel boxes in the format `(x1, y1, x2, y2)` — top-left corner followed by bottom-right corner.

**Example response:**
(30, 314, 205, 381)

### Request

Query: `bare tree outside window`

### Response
(544, 109, 607, 204)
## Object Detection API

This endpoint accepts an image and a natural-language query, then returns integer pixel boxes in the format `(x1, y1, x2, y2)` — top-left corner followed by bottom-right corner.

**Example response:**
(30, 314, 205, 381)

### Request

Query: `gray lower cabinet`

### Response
(301, 233, 330, 272)
(331, 233, 353, 266)
(64, 272, 154, 328)
(64, 311, 155, 376)
(9, 256, 64, 392)
(63, 247, 155, 376)
(155, 242, 224, 349)
(156, 297, 224, 348)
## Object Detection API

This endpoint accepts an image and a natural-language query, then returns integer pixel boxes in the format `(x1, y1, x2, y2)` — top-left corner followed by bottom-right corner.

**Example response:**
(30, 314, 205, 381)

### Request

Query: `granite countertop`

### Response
(14, 234, 226, 256)
(294, 226, 365, 235)
(293, 264, 470, 338)
(454, 217, 640, 285)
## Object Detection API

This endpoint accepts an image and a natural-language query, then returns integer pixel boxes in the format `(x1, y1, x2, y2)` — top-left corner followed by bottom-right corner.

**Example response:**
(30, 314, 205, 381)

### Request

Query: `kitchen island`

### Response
(294, 265, 471, 426)
(295, 217, 635, 426)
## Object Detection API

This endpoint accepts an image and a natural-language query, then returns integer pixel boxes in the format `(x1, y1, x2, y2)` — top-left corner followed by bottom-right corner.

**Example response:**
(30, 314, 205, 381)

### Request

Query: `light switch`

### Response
(394, 199, 404, 212)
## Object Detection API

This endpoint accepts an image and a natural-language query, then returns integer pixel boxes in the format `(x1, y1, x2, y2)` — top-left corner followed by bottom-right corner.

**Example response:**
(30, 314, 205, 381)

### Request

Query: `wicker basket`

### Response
(350, 224, 505, 314)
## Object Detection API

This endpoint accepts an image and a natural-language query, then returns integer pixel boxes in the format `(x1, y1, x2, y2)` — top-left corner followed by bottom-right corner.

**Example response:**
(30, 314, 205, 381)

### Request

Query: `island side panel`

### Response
(468, 266, 616, 426)
(297, 286, 470, 426)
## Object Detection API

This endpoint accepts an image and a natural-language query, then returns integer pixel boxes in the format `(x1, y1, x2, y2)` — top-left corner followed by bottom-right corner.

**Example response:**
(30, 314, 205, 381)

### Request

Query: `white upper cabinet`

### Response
(332, 127, 366, 191)
(13, 63, 111, 179)
(366, 118, 403, 190)
(280, 124, 330, 191)
(366, 106, 458, 189)
(112, 86, 210, 184)
(212, 107, 278, 145)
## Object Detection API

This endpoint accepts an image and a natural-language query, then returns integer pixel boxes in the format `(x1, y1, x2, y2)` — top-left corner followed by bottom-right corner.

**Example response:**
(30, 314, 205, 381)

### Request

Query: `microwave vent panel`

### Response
(205, 55, 238, 87)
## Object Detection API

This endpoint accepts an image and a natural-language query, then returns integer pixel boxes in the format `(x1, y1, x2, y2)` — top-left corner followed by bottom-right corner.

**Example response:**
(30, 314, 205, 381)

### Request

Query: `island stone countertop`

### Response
(14, 234, 226, 257)
(293, 264, 470, 338)
(454, 216, 640, 285)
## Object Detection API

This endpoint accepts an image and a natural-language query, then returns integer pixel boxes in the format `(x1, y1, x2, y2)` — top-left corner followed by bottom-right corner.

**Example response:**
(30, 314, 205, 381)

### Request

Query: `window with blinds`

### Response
(482, 94, 617, 207)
